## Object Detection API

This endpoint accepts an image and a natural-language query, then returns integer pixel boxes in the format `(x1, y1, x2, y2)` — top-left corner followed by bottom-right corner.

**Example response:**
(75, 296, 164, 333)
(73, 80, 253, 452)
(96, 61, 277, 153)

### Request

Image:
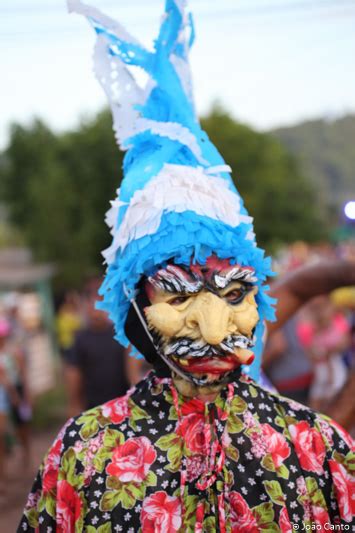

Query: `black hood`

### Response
(124, 283, 171, 378)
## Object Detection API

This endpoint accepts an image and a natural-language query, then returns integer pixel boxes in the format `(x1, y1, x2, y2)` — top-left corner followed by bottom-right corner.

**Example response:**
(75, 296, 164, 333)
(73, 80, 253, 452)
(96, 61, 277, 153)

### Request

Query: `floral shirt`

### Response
(19, 372, 355, 532)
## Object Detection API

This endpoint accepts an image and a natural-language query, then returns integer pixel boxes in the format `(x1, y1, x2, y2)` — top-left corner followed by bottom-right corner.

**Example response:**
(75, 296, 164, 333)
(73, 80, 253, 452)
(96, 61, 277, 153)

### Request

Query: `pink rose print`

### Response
(289, 421, 326, 474)
(229, 491, 259, 533)
(288, 400, 306, 411)
(194, 501, 205, 533)
(185, 454, 208, 482)
(250, 430, 268, 459)
(177, 398, 211, 454)
(56, 480, 82, 533)
(101, 396, 130, 424)
(25, 489, 41, 511)
(243, 410, 257, 429)
(83, 432, 105, 485)
(329, 460, 355, 522)
(296, 476, 311, 522)
(261, 423, 291, 467)
(312, 505, 330, 527)
(296, 476, 307, 495)
(106, 436, 156, 482)
(217, 493, 227, 531)
(329, 419, 354, 450)
(279, 506, 293, 533)
(316, 418, 334, 447)
(42, 437, 62, 494)
(141, 491, 181, 533)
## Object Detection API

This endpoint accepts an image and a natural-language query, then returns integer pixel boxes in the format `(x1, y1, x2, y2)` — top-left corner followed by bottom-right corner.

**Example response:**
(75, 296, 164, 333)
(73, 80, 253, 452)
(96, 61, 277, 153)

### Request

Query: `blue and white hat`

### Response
(68, 0, 275, 380)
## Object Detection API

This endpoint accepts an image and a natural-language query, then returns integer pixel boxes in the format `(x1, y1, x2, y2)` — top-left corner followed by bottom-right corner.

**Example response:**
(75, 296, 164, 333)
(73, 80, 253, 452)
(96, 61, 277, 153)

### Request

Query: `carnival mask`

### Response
(144, 256, 259, 387)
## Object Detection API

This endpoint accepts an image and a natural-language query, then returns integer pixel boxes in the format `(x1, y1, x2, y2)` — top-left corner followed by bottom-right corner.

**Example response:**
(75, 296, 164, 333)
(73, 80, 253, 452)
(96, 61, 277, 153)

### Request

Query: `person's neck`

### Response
(172, 373, 224, 402)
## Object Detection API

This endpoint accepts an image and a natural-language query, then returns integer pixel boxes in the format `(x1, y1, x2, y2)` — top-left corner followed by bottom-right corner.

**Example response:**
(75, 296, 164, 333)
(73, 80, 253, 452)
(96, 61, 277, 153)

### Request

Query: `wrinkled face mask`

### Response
(144, 256, 259, 388)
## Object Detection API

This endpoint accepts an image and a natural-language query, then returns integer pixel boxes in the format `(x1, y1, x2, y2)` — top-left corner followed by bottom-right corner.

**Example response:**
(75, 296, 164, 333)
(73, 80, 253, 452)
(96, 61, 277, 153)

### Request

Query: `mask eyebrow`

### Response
(148, 265, 204, 294)
(213, 266, 257, 290)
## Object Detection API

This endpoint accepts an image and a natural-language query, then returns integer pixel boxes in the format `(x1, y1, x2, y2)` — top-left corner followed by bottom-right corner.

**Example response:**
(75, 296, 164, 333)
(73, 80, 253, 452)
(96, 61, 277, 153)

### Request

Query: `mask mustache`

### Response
(164, 333, 255, 359)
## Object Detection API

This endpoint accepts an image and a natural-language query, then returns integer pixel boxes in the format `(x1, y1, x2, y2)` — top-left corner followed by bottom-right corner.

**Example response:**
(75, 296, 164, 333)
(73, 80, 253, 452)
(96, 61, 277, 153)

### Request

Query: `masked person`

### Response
(19, 1, 354, 531)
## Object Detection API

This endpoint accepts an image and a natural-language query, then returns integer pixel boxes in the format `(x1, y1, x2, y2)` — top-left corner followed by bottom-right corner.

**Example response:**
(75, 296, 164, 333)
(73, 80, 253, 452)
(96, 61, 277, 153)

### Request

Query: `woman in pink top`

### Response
(299, 296, 350, 411)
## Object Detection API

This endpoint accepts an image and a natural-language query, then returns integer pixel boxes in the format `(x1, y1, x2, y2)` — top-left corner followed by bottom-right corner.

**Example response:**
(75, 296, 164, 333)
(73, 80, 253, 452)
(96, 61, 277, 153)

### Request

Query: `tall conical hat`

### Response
(68, 0, 275, 380)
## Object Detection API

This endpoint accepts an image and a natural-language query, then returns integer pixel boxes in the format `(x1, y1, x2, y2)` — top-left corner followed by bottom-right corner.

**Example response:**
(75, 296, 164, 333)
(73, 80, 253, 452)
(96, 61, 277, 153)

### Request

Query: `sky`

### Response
(1, 0, 355, 148)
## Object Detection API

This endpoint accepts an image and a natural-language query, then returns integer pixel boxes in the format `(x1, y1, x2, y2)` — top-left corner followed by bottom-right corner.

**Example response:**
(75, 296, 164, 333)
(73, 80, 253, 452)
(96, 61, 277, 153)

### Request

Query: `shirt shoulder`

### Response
(237, 374, 354, 453)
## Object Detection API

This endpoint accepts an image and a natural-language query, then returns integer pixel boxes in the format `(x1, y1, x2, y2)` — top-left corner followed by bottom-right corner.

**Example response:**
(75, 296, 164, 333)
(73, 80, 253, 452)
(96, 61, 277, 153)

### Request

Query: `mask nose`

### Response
(185, 292, 231, 345)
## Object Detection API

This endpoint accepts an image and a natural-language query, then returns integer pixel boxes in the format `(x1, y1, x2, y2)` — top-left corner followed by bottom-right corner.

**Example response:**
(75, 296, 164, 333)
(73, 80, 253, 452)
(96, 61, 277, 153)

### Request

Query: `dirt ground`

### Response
(0, 427, 59, 532)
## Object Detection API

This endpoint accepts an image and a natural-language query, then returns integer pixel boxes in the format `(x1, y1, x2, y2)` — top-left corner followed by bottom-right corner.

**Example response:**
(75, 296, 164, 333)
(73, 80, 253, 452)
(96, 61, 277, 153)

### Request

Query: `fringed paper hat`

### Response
(68, 0, 275, 380)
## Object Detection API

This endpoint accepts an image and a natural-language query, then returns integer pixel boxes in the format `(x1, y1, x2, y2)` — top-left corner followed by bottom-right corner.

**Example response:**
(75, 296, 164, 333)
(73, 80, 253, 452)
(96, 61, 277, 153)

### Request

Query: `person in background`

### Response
(263, 314, 313, 405)
(0, 369, 8, 506)
(4, 299, 33, 469)
(56, 290, 84, 414)
(331, 286, 355, 369)
(65, 293, 131, 416)
(0, 318, 19, 504)
(299, 295, 350, 412)
(0, 322, 10, 506)
(56, 290, 83, 362)
(327, 287, 355, 431)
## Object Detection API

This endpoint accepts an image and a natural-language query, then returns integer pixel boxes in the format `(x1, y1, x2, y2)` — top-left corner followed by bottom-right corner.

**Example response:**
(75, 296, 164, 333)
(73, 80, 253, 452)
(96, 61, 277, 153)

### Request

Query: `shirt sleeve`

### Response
(17, 418, 81, 532)
(323, 417, 355, 525)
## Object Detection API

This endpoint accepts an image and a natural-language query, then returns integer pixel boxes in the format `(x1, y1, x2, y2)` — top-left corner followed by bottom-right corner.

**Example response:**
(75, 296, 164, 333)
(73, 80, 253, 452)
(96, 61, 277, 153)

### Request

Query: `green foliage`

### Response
(1, 111, 121, 287)
(252, 501, 276, 529)
(0, 220, 24, 247)
(273, 115, 355, 221)
(32, 383, 66, 430)
(0, 107, 328, 288)
(100, 470, 157, 512)
(202, 107, 327, 248)
(155, 432, 183, 472)
(263, 480, 285, 506)
(332, 451, 355, 475)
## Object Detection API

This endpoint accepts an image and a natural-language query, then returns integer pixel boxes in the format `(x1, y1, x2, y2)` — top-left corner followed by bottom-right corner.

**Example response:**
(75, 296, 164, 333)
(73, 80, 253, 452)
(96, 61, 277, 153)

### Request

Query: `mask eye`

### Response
(168, 295, 190, 306)
(224, 285, 250, 305)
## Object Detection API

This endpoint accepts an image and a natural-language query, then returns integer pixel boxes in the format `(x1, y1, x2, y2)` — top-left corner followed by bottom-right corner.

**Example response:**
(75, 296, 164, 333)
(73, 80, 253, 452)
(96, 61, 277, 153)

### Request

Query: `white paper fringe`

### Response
(68, 0, 198, 154)
(103, 164, 253, 264)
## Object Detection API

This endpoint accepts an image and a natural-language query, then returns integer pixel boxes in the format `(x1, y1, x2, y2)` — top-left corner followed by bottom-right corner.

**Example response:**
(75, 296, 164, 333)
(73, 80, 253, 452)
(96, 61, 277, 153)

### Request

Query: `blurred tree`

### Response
(0, 111, 121, 286)
(0, 107, 326, 288)
(201, 106, 327, 248)
(273, 115, 355, 223)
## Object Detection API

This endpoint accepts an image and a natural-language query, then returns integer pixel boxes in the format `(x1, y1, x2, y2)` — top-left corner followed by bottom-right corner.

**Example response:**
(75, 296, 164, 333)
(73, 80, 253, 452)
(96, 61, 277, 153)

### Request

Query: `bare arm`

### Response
(267, 259, 355, 335)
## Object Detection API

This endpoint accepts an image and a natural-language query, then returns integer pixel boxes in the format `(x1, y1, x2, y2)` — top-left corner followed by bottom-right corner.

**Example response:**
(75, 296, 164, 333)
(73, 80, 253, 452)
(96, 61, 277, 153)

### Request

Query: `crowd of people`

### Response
(0, 280, 144, 508)
(0, 243, 354, 508)
(0, 296, 32, 505)
(56, 279, 145, 417)
(264, 241, 355, 420)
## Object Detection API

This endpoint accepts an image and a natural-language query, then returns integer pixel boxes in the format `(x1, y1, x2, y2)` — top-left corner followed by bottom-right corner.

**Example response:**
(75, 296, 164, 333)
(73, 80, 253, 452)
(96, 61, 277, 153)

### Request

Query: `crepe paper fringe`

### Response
(68, 0, 276, 381)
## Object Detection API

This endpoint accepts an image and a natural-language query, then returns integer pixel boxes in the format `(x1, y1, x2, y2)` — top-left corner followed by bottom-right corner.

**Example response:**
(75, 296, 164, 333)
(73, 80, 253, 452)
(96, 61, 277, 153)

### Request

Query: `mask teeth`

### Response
(165, 334, 255, 359)
(190, 368, 239, 387)
(165, 339, 210, 358)
(229, 334, 255, 349)
(219, 342, 235, 354)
